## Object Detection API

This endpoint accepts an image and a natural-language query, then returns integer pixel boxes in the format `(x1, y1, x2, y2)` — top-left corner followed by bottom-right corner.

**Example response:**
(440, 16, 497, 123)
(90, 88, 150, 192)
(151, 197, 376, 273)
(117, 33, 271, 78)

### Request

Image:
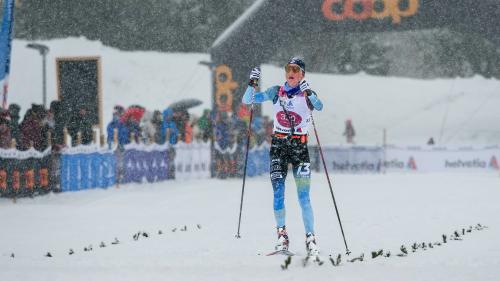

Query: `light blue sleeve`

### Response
(308, 92, 323, 111)
(242, 85, 279, 104)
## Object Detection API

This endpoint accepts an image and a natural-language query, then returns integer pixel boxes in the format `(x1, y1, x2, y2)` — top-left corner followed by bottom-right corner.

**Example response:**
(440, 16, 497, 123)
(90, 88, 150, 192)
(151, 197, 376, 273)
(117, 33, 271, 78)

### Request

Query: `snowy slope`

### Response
(0, 174, 499, 281)
(8, 37, 500, 145)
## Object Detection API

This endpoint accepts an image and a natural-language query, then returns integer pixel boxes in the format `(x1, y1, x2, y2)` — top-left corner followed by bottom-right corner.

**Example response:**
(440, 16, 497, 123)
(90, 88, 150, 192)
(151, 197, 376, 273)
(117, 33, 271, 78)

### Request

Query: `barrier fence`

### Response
(317, 145, 500, 174)
(0, 148, 53, 197)
(60, 145, 116, 192)
(1, 143, 499, 198)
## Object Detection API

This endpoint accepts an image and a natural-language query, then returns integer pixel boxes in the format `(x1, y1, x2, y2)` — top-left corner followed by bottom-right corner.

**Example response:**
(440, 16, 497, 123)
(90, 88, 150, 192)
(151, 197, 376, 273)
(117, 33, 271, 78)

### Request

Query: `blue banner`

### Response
(120, 147, 169, 184)
(60, 151, 116, 192)
(0, 0, 14, 109)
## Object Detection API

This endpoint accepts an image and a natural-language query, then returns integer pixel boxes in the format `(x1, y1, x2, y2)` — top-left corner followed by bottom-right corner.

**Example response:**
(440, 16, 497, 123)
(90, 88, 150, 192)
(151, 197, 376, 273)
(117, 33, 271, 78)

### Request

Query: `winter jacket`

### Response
(0, 115, 11, 148)
(161, 108, 178, 145)
(20, 113, 43, 150)
(106, 117, 130, 148)
(67, 112, 94, 146)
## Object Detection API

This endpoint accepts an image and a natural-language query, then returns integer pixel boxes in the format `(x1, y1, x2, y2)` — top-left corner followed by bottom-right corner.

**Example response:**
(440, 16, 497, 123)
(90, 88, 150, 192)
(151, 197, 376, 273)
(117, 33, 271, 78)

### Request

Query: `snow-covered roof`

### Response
(211, 0, 267, 50)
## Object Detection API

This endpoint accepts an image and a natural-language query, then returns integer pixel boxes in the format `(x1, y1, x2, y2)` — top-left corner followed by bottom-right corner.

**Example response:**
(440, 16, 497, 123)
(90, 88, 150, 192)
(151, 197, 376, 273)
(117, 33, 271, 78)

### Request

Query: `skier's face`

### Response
(285, 64, 304, 87)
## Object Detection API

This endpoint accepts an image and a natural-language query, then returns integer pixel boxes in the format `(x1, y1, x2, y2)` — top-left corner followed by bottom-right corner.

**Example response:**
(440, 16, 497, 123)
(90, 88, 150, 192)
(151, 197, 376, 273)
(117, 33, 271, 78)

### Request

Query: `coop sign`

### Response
(322, 0, 420, 24)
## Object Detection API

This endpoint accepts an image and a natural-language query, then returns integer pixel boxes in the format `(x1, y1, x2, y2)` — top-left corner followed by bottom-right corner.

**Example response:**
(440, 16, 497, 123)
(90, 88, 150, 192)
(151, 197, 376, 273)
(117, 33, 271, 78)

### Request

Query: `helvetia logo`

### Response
(490, 156, 499, 170)
(322, 0, 419, 24)
(407, 156, 417, 170)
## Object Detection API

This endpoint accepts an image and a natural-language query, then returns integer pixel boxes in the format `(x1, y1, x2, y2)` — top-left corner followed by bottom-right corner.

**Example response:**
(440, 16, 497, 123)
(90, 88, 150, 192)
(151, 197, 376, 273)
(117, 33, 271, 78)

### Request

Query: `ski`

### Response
(266, 249, 295, 256)
(302, 254, 324, 266)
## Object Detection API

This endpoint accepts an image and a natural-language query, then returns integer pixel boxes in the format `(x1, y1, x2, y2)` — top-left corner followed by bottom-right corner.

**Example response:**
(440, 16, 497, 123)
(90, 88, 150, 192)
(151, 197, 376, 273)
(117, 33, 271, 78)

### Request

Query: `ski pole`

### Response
(310, 111, 351, 255)
(235, 88, 256, 239)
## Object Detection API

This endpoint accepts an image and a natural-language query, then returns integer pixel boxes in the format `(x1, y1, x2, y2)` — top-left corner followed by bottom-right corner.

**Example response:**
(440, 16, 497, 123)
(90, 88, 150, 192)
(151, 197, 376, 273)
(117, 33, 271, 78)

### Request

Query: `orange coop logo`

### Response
(322, 0, 419, 24)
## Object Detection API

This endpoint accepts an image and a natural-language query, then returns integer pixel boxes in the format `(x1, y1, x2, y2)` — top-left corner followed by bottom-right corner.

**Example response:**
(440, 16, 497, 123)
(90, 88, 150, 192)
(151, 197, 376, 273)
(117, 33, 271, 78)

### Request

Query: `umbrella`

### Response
(120, 106, 145, 123)
(168, 98, 202, 112)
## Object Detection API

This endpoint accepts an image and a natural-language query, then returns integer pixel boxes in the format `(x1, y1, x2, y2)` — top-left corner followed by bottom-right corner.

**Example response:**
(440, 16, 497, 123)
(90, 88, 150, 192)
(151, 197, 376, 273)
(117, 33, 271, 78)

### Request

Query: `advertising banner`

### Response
(0, 147, 52, 197)
(385, 145, 500, 173)
(120, 143, 169, 184)
(322, 145, 383, 174)
(175, 142, 211, 180)
(60, 145, 116, 192)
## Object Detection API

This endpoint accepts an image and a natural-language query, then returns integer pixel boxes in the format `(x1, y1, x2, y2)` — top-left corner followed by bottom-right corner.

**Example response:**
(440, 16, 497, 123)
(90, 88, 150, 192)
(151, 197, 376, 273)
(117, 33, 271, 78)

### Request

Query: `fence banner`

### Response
(321, 145, 384, 174)
(175, 141, 211, 180)
(60, 145, 115, 192)
(385, 145, 500, 173)
(120, 143, 170, 184)
(0, 147, 52, 197)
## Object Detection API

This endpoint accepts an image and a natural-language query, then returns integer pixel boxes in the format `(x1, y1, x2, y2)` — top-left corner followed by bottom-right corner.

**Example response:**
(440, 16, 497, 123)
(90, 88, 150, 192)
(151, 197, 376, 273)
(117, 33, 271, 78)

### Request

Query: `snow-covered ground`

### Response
(1, 173, 499, 281)
(9, 37, 500, 146)
(4, 38, 499, 280)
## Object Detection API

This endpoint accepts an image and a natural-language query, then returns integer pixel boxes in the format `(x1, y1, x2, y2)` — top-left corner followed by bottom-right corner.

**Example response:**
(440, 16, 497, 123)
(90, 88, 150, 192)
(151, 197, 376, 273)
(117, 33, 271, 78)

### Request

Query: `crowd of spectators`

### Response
(106, 103, 273, 151)
(0, 101, 273, 152)
(0, 101, 96, 151)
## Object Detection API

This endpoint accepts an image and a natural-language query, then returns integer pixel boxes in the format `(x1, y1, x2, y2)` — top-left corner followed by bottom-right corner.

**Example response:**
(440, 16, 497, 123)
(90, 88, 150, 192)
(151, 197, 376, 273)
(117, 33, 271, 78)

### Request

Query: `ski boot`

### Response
(305, 232, 320, 257)
(275, 226, 289, 251)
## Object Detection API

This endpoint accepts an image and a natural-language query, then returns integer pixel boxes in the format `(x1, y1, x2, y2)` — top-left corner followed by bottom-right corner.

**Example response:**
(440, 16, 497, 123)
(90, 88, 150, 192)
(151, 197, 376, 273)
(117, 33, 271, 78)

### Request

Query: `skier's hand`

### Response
(300, 80, 311, 94)
(248, 67, 260, 87)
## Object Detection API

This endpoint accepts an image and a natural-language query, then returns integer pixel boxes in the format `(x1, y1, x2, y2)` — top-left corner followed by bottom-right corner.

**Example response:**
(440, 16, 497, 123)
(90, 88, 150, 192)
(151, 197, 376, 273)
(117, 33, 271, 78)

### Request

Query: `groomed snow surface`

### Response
(1, 173, 499, 281)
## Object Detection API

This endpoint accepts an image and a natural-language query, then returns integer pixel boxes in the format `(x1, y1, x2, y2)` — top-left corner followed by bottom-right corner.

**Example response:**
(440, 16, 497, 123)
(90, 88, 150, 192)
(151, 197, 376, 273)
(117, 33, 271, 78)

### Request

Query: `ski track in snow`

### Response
(1, 173, 499, 281)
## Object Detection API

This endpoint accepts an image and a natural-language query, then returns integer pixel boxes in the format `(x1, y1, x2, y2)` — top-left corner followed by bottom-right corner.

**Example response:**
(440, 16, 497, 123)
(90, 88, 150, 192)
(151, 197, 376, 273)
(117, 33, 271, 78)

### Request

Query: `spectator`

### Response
(232, 112, 247, 148)
(0, 109, 11, 148)
(67, 107, 94, 146)
(173, 109, 189, 142)
(184, 115, 197, 144)
(343, 118, 356, 144)
(427, 137, 435, 145)
(106, 105, 129, 148)
(161, 108, 178, 145)
(140, 110, 157, 144)
(215, 112, 232, 150)
(152, 110, 163, 144)
(237, 104, 251, 125)
(42, 106, 55, 149)
(190, 115, 201, 142)
(161, 108, 178, 179)
(20, 106, 45, 151)
(7, 103, 21, 147)
(121, 105, 144, 144)
(49, 100, 67, 150)
(197, 109, 212, 143)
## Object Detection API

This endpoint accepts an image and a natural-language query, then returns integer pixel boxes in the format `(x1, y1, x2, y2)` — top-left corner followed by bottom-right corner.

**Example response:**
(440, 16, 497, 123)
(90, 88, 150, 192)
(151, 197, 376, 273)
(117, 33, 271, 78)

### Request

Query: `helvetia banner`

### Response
(384, 145, 500, 173)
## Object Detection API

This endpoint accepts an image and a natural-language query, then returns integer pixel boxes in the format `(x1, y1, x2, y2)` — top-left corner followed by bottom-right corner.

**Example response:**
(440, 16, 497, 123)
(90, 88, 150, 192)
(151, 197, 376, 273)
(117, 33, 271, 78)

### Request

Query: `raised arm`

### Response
(242, 85, 279, 104)
(241, 67, 278, 104)
(300, 80, 323, 111)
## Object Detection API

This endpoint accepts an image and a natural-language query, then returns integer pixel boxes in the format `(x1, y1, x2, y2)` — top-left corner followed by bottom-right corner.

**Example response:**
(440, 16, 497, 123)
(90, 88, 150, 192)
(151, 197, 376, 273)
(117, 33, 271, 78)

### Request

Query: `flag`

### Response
(0, 0, 15, 109)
